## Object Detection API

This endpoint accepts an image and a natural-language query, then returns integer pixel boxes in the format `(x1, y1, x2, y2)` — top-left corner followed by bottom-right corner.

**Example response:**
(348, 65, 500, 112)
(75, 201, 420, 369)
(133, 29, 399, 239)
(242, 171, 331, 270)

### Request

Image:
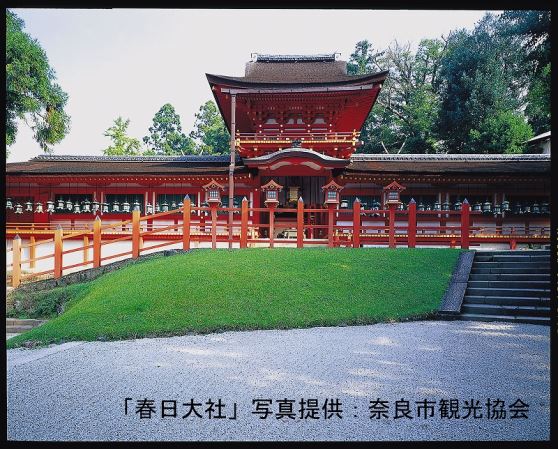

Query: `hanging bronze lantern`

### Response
(122, 201, 130, 213)
(82, 198, 91, 213)
(91, 199, 99, 214)
(155, 202, 161, 213)
(6, 198, 14, 210)
(425, 204, 432, 211)
(57, 198, 65, 210)
(14, 202, 23, 214)
(513, 203, 523, 214)
(133, 200, 141, 212)
(161, 201, 169, 212)
(35, 202, 44, 214)
(541, 202, 549, 214)
(433, 200, 441, 211)
(101, 202, 109, 213)
(340, 199, 349, 209)
(531, 203, 540, 214)
(493, 203, 502, 215)
(146, 202, 153, 215)
(73, 202, 81, 213)
(453, 199, 462, 211)
(522, 204, 531, 214)
(397, 202, 405, 211)
(417, 201, 425, 211)
(24, 200, 33, 212)
(501, 200, 510, 212)
(66, 198, 73, 211)
(178, 200, 184, 209)
(482, 200, 492, 214)
(111, 200, 120, 213)
(473, 202, 482, 212)
(442, 201, 451, 211)
(46, 200, 55, 213)
(170, 200, 177, 210)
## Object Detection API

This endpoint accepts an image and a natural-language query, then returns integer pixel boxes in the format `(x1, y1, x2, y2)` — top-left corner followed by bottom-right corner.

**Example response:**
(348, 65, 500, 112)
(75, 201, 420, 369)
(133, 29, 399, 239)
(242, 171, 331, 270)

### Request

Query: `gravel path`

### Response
(7, 320, 550, 441)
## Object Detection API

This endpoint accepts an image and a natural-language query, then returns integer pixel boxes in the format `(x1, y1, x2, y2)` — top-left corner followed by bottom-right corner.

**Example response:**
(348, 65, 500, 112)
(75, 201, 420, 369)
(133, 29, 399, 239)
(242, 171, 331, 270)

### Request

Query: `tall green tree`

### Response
(190, 101, 230, 155)
(6, 10, 71, 156)
(435, 14, 533, 153)
(102, 117, 142, 156)
(349, 39, 446, 153)
(143, 103, 195, 155)
(499, 10, 551, 135)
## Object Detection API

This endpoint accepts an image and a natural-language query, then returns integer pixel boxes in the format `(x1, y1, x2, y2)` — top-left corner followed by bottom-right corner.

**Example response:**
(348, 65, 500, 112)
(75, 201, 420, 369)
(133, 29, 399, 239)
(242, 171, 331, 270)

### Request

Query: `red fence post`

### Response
(132, 209, 140, 259)
(93, 216, 101, 268)
(29, 235, 36, 269)
(240, 197, 248, 248)
(12, 235, 21, 288)
(54, 225, 63, 278)
(183, 195, 191, 250)
(388, 204, 396, 248)
(83, 235, 89, 264)
(297, 197, 304, 248)
(408, 199, 416, 248)
(461, 199, 470, 250)
(353, 198, 361, 248)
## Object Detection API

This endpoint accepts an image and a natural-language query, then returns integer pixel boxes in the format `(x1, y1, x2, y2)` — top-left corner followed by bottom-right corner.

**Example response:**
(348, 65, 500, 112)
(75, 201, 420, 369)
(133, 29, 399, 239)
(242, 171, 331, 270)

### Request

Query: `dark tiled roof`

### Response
(6, 153, 550, 176)
(7, 154, 245, 175)
(347, 153, 551, 174)
(255, 54, 338, 63)
(207, 57, 388, 86)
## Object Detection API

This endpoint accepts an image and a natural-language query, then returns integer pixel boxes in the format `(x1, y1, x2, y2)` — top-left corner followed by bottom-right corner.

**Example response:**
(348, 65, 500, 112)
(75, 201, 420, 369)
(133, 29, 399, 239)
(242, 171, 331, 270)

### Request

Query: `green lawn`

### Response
(7, 248, 460, 348)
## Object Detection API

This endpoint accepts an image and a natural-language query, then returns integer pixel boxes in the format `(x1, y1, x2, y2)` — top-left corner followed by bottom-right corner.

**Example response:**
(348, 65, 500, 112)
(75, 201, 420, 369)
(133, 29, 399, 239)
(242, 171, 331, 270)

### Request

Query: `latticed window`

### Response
(267, 190, 277, 199)
(327, 190, 337, 201)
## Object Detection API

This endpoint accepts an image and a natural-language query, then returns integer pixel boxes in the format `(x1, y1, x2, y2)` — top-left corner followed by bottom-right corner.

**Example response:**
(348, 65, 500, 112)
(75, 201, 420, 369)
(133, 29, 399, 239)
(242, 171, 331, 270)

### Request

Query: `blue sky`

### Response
(8, 9, 493, 162)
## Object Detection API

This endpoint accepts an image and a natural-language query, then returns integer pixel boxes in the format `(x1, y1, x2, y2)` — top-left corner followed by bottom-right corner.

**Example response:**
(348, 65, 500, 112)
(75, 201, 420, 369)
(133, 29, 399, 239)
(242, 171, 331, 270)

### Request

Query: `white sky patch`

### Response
(8, 9, 493, 162)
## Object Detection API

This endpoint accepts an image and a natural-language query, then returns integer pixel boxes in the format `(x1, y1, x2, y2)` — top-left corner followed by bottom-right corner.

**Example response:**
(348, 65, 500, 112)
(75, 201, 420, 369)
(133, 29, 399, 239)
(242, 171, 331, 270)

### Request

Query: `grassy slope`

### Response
(7, 248, 460, 348)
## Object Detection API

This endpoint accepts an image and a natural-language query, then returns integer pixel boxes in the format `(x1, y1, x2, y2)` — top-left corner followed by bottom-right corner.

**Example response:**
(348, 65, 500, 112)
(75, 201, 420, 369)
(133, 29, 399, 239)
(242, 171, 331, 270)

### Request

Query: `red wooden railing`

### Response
(6, 197, 550, 288)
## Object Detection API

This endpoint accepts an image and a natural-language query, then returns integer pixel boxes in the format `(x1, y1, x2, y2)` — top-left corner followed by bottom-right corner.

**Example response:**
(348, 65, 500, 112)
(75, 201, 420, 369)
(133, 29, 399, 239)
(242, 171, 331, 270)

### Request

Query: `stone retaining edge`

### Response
(438, 251, 475, 315)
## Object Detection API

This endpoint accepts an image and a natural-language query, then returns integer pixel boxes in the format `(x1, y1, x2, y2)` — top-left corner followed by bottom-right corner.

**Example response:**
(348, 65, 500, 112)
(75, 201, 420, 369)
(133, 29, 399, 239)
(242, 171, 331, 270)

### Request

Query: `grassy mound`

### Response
(7, 248, 460, 348)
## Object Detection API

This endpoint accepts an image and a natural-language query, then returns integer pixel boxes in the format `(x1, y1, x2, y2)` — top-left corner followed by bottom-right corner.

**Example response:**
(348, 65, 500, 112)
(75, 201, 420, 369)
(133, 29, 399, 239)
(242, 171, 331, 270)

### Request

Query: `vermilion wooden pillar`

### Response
(388, 203, 396, 248)
(240, 197, 248, 248)
(183, 196, 191, 250)
(352, 199, 361, 248)
(269, 206, 275, 248)
(297, 197, 304, 248)
(461, 200, 470, 250)
(407, 199, 416, 248)
(210, 204, 218, 249)
(327, 203, 336, 248)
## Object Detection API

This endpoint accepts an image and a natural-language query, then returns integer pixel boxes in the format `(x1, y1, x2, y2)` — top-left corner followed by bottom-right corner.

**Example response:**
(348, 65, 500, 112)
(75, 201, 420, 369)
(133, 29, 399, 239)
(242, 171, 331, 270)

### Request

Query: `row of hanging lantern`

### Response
(336, 197, 550, 216)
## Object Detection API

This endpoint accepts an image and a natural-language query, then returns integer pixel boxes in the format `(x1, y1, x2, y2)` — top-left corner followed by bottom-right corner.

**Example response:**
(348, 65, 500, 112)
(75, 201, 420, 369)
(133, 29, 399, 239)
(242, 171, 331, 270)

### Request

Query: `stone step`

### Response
(6, 318, 46, 326)
(468, 273, 550, 281)
(461, 303, 550, 317)
(474, 256, 550, 263)
(473, 261, 549, 269)
(466, 287, 550, 298)
(463, 295, 550, 307)
(491, 255, 549, 263)
(474, 250, 550, 255)
(470, 267, 550, 275)
(467, 280, 550, 289)
(458, 313, 550, 326)
(6, 325, 38, 333)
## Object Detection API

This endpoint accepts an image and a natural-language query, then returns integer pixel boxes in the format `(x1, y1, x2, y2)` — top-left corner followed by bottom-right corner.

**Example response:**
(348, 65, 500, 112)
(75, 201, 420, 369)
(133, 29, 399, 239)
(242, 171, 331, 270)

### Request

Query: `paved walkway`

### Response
(7, 321, 550, 441)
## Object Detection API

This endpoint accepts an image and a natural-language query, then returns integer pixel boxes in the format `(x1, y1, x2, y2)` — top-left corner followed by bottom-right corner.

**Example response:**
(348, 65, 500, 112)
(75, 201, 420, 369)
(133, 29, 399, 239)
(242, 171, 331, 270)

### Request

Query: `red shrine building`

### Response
(5, 53, 551, 274)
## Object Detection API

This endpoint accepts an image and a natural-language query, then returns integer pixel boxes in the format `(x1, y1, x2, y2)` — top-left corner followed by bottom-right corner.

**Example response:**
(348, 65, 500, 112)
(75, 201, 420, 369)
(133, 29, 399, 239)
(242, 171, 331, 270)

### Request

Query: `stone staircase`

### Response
(6, 318, 47, 334)
(459, 250, 551, 325)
